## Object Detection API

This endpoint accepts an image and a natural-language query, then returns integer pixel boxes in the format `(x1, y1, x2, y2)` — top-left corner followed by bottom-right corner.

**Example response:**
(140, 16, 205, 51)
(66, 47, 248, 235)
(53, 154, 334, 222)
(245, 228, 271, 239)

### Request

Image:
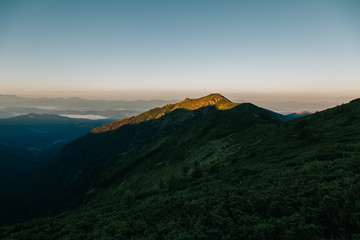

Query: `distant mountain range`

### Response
(286, 111, 312, 119)
(0, 113, 112, 151)
(0, 94, 172, 119)
(0, 94, 311, 120)
(1, 94, 359, 239)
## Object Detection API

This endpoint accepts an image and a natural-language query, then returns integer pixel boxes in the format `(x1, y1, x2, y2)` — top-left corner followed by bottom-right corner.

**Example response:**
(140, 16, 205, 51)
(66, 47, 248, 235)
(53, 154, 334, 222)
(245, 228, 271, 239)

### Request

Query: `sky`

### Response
(0, 0, 359, 105)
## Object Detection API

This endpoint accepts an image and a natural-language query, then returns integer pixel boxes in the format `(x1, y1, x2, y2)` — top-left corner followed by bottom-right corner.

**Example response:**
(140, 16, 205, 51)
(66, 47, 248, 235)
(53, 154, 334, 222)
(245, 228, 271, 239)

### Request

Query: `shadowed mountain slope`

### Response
(0, 113, 112, 151)
(30, 94, 279, 214)
(2, 96, 360, 239)
(0, 145, 43, 192)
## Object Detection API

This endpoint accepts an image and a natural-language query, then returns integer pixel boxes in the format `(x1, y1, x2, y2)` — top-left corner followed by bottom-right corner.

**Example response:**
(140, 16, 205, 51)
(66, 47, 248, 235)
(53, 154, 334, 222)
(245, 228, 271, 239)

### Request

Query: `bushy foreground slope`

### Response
(1, 96, 360, 239)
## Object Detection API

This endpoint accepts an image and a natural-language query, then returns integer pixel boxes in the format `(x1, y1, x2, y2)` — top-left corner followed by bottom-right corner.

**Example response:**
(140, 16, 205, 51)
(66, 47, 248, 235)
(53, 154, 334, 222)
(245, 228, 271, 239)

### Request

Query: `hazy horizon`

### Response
(1, 90, 357, 114)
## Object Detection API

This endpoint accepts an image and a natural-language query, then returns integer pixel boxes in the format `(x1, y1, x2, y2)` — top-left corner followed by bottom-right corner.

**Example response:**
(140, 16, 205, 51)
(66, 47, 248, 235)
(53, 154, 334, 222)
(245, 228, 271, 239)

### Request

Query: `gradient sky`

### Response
(0, 0, 359, 101)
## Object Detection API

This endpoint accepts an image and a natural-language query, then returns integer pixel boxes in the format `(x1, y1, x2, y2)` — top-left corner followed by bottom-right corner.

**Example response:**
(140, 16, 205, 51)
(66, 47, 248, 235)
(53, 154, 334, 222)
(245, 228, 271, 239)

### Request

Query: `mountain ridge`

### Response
(91, 93, 239, 133)
(27, 94, 280, 216)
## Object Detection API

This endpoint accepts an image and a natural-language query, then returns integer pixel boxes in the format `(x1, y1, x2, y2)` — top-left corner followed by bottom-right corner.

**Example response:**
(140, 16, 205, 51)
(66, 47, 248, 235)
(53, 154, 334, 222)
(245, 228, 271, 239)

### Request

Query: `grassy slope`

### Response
(27, 95, 274, 214)
(1, 98, 360, 239)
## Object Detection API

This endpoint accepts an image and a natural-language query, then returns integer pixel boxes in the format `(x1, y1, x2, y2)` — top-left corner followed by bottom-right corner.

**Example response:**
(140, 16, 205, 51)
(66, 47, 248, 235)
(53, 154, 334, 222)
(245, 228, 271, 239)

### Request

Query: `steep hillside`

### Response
(30, 94, 279, 214)
(1, 96, 360, 239)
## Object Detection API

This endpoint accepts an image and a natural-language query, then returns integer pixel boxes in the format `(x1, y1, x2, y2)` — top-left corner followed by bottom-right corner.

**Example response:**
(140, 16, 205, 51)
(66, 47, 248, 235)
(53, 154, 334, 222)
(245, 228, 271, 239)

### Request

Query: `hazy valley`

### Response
(0, 95, 172, 120)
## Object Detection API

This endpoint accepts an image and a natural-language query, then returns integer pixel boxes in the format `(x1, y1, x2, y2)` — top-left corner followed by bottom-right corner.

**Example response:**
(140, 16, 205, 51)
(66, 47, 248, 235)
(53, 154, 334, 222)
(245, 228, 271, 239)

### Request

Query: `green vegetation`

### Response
(1, 95, 360, 239)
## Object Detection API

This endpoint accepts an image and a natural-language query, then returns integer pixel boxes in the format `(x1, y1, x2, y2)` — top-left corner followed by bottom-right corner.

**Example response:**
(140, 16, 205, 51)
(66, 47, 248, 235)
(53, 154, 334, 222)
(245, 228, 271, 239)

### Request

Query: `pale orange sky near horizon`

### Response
(1, 1, 359, 105)
(0, 89, 356, 114)
(2, 89, 357, 101)
(2, 89, 357, 113)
